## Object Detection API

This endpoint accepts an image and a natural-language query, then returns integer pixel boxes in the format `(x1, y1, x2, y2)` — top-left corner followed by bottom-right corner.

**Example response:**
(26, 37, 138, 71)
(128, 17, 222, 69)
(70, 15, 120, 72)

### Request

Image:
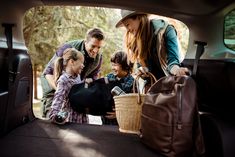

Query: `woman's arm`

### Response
(165, 25, 189, 75)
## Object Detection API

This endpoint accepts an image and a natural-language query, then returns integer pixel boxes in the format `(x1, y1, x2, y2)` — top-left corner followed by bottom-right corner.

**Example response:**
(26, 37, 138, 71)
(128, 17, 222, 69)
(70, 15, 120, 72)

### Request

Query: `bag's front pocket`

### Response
(141, 114, 173, 153)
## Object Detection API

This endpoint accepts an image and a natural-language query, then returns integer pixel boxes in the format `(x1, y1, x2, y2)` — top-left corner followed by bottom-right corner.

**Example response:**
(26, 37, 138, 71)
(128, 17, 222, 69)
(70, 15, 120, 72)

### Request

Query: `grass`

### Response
(33, 101, 41, 118)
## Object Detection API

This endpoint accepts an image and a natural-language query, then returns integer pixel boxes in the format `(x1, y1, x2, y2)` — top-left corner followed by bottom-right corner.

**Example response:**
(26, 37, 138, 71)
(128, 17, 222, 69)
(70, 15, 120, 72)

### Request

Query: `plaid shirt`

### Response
(49, 72, 88, 124)
(106, 73, 134, 93)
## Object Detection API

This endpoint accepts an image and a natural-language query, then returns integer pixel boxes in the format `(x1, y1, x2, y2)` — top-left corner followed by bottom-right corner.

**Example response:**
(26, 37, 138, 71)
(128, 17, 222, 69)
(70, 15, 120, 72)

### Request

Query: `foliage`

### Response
(23, 6, 124, 76)
(23, 6, 188, 77)
(224, 10, 235, 50)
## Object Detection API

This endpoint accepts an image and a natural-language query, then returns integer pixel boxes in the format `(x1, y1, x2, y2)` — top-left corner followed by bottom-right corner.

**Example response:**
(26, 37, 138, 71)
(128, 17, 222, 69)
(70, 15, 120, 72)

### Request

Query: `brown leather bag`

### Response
(140, 76, 205, 157)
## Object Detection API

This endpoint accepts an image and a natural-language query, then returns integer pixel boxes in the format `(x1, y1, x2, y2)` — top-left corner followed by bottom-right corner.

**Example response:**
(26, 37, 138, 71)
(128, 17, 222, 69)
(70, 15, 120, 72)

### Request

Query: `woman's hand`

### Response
(136, 66, 149, 78)
(138, 66, 149, 74)
(175, 67, 190, 76)
(170, 65, 190, 76)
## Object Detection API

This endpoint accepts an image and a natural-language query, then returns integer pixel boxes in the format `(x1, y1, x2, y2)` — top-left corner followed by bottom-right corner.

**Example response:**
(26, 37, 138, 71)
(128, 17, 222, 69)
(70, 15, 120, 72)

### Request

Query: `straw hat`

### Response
(115, 10, 147, 28)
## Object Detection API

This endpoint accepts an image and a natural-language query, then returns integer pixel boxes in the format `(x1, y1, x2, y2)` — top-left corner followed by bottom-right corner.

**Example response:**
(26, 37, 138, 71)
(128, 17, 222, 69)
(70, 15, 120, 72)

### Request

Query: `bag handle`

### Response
(133, 72, 157, 93)
(133, 72, 157, 104)
(146, 72, 157, 87)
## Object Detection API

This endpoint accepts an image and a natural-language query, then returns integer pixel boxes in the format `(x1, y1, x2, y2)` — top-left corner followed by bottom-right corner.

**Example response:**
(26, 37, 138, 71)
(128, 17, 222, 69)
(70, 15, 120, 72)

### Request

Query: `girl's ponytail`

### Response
(54, 57, 64, 82)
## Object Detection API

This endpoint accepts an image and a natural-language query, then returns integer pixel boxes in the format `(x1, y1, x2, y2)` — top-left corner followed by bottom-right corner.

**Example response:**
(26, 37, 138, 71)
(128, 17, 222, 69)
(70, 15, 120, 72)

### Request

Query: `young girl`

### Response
(48, 48, 87, 125)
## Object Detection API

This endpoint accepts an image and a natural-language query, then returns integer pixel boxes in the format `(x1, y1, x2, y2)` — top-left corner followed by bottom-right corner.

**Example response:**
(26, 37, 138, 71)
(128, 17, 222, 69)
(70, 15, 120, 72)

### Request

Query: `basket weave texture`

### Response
(114, 72, 156, 134)
(114, 93, 146, 134)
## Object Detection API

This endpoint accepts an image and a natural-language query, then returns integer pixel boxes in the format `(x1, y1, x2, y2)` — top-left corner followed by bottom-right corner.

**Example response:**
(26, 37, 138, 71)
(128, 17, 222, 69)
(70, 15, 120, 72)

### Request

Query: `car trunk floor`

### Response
(0, 118, 162, 157)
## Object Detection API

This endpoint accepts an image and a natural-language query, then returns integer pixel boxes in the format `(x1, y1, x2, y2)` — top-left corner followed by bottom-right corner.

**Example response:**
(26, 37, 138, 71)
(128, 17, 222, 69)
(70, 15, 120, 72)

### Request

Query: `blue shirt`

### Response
(106, 73, 134, 93)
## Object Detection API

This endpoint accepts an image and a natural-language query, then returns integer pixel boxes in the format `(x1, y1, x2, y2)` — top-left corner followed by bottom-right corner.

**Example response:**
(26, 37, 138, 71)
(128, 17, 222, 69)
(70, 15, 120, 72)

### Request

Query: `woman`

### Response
(115, 10, 189, 79)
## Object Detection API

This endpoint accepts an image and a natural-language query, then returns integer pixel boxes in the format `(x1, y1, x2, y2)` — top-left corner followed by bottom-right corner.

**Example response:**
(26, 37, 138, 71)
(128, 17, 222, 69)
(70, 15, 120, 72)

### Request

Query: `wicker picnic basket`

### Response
(114, 72, 156, 134)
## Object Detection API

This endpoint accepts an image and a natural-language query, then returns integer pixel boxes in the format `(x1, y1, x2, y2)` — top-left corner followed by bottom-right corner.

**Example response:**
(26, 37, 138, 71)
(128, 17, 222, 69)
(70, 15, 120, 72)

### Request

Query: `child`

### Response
(48, 48, 87, 125)
(107, 51, 134, 93)
(103, 51, 134, 124)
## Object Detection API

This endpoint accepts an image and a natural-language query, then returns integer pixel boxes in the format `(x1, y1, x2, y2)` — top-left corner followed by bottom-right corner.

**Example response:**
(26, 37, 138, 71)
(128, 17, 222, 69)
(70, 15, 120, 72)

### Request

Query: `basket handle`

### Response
(133, 72, 157, 93)
(133, 72, 157, 104)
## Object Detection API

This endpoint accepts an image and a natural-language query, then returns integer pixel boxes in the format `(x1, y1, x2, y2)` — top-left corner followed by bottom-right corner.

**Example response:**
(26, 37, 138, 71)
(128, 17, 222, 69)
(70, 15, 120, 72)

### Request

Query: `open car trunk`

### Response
(1, 0, 235, 157)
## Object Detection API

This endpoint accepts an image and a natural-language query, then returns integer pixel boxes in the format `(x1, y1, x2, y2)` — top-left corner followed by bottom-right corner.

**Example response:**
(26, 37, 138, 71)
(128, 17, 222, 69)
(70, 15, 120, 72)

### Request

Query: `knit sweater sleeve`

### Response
(164, 25, 181, 72)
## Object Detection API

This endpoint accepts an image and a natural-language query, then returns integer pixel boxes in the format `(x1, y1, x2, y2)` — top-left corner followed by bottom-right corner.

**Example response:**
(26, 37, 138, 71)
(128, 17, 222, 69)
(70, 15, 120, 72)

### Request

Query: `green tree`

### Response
(24, 6, 124, 76)
(23, 6, 124, 98)
(225, 10, 235, 50)
(23, 6, 189, 98)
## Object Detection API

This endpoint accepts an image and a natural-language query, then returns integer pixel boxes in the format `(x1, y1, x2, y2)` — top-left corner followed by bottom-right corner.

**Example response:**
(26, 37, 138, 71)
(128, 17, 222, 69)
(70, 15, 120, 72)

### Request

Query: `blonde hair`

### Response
(124, 14, 152, 66)
(54, 48, 82, 81)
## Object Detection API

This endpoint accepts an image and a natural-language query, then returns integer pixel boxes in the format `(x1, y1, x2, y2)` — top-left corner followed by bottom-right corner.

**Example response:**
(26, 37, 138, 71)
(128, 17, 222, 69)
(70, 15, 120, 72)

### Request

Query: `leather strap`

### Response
(192, 41, 207, 77)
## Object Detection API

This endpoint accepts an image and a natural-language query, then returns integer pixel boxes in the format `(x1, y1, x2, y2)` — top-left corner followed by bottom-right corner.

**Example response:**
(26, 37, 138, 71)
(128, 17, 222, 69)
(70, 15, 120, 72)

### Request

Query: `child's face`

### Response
(111, 62, 125, 78)
(72, 55, 85, 75)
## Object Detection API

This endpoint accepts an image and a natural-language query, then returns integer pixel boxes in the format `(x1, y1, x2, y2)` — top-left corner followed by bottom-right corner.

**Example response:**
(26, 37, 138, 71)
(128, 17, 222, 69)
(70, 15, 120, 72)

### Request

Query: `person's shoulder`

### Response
(151, 19, 170, 36)
(66, 39, 83, 46)
(151, 19, 176, 36)
(151, 18, 166, 24)
(57, 72, 70, 83)
(151, 19, 167, 29)
(126, 73, 134, 80)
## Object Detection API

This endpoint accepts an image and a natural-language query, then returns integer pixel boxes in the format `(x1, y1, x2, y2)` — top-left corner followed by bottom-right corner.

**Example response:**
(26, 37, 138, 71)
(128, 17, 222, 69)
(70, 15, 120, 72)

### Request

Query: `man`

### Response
(40, 28, 105, 118)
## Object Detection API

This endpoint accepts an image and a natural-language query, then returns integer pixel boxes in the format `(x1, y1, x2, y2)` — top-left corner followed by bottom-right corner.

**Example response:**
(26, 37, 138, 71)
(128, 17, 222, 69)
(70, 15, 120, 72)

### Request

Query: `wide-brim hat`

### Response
(115, 10, 147, 28)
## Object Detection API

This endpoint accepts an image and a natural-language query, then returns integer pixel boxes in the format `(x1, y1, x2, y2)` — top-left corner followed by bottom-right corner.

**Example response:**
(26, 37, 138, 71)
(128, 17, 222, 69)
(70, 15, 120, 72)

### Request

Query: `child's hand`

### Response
(105, 108, 116, 119)
(105, 111, 116, 119)
(135, 66, 149, 79)
(85, 78, 93, 84)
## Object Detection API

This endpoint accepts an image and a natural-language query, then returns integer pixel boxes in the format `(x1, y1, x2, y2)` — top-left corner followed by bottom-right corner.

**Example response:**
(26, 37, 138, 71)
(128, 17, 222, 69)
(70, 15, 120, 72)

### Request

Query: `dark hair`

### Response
(86, 28, 105, 41)
(110, 51, 133, 72)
